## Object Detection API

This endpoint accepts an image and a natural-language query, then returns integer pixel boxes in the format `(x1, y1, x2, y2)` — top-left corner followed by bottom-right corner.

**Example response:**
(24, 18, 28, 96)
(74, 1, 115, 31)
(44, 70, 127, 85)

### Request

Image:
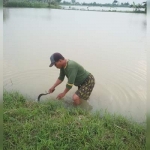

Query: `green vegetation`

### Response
(0, 101, 2, 150)
(4, 91, 146, 149)
(61, 1, 147, 14)
(0, 1, 2, 8)
(61, 0, 146, 8)
(130, 2, 147, 13)
(3, 0, 146, 14)
(3, 0, 61, 8)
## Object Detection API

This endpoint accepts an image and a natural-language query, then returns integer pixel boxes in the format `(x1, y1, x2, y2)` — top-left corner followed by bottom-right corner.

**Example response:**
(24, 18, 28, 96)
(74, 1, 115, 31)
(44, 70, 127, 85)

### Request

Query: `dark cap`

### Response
(49, 53, 64, 67)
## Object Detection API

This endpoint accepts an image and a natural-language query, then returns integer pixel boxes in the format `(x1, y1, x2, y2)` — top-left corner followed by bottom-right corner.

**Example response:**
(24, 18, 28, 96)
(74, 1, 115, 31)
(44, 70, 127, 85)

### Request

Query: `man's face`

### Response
(55, 59, 63, 69)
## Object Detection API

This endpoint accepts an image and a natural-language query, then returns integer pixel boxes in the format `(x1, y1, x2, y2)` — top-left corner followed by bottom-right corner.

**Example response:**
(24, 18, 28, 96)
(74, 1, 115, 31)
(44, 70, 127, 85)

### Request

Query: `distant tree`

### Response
(143, 1, 147, 13)
(63, 1, 70, 4)
(3, 0, 9, 5)
(93, 2, 96, 6)
(71, 0, 75, 4)
(113, 0, 118, 3)
(82, 2, 87, 5)
(76, 2, 80, 5)
(124, 2, 129, 6)
(47, 0, 57, 6)
(130, 1, 146, 12)
(48, 0, 52, 6)
(112, 0, 118, 6)
(56, 0, 61, 3)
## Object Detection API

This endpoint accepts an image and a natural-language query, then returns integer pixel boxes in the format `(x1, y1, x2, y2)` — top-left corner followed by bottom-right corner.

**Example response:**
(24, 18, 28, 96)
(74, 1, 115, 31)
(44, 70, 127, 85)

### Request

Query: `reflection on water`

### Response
(3, 8, 146, 123)
(3, 8, 9, 22)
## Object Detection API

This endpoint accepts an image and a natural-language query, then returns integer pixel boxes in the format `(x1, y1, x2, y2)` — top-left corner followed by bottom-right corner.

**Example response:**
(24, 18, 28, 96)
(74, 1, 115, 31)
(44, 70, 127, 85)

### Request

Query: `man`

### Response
(48, 52, 95, 105)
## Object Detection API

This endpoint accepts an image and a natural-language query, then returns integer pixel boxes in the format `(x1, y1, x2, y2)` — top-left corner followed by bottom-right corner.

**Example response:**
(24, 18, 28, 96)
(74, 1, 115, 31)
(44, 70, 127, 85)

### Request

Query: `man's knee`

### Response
(72, 94, 81, 105)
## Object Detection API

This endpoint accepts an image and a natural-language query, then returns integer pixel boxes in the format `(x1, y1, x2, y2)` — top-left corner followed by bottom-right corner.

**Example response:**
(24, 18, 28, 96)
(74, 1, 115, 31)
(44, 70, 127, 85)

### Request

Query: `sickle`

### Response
(37, 93, 49, 102)
(37, 89, 55, 102)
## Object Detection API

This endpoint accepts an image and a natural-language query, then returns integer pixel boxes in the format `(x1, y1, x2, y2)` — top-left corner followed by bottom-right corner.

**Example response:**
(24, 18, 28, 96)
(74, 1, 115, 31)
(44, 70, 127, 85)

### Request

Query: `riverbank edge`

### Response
(3, 91, 146, 149)
(3, 1, 146, 14)
(61, 8, 145, 14)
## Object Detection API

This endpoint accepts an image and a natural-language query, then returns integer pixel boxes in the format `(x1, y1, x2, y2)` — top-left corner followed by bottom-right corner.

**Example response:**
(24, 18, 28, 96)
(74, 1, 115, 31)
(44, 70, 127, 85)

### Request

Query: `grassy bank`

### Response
(3, 0, 61, 9)
(3, 91, 146, 149)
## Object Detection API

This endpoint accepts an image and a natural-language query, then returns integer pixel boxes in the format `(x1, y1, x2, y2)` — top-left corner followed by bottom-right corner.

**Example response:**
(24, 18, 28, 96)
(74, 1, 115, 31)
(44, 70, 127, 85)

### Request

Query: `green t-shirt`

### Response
(58, 60, 90, 89)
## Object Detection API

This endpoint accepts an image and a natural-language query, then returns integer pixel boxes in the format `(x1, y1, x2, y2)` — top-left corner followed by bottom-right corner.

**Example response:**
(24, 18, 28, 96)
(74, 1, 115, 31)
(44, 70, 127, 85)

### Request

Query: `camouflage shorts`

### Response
(75, 74, 95, 100)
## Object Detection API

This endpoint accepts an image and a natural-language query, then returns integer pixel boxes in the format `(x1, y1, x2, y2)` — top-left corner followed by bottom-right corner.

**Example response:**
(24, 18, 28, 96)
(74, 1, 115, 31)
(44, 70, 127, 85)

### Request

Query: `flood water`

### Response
(3, 8, 146, 123)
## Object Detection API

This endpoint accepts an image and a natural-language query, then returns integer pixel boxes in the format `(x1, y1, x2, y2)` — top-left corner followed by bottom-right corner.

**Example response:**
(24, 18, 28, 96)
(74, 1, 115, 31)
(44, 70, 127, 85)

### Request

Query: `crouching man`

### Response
(48, 52, 95, 105)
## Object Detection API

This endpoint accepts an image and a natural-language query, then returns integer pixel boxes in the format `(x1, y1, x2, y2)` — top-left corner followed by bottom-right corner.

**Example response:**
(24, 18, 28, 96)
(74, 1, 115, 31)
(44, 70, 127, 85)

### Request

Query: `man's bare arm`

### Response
(49, 79, 63, 93)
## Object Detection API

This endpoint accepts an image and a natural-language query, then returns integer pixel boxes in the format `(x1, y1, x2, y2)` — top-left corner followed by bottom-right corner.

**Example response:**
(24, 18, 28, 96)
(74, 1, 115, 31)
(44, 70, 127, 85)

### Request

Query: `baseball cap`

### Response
(49, 53, 64, 67)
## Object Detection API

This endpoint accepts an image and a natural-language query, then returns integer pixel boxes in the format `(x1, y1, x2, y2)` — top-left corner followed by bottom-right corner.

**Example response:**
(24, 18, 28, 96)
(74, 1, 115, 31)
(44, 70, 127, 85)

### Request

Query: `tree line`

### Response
(61, 0, 147, 13)
(62, 0, 146, 8)
(3, 0, 147, 13)
(3, 0, 62, 6)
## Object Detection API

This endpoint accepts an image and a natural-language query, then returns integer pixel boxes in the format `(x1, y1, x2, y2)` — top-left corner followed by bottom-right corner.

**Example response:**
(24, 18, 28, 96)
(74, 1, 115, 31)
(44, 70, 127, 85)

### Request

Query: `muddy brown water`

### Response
(3, 8, 146, 123)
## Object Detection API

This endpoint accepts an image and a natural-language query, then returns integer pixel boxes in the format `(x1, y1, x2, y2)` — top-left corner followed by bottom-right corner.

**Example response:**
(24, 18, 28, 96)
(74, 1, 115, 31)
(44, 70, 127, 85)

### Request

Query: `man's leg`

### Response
(72, 94, 81, 105)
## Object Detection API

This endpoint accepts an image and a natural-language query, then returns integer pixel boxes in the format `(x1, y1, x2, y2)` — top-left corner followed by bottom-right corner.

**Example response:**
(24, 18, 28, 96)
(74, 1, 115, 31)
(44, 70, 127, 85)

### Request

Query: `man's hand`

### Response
(57, 88, 70, 99)
(57, 92, 66, 99)
(48, 79, 63, 93)
(48, 87, 55, 93)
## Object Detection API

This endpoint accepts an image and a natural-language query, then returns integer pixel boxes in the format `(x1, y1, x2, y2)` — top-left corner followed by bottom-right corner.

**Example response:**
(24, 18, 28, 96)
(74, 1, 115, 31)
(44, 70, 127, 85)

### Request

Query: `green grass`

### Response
(3, 91, 146, 149)
(3, 0, 61, 9)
